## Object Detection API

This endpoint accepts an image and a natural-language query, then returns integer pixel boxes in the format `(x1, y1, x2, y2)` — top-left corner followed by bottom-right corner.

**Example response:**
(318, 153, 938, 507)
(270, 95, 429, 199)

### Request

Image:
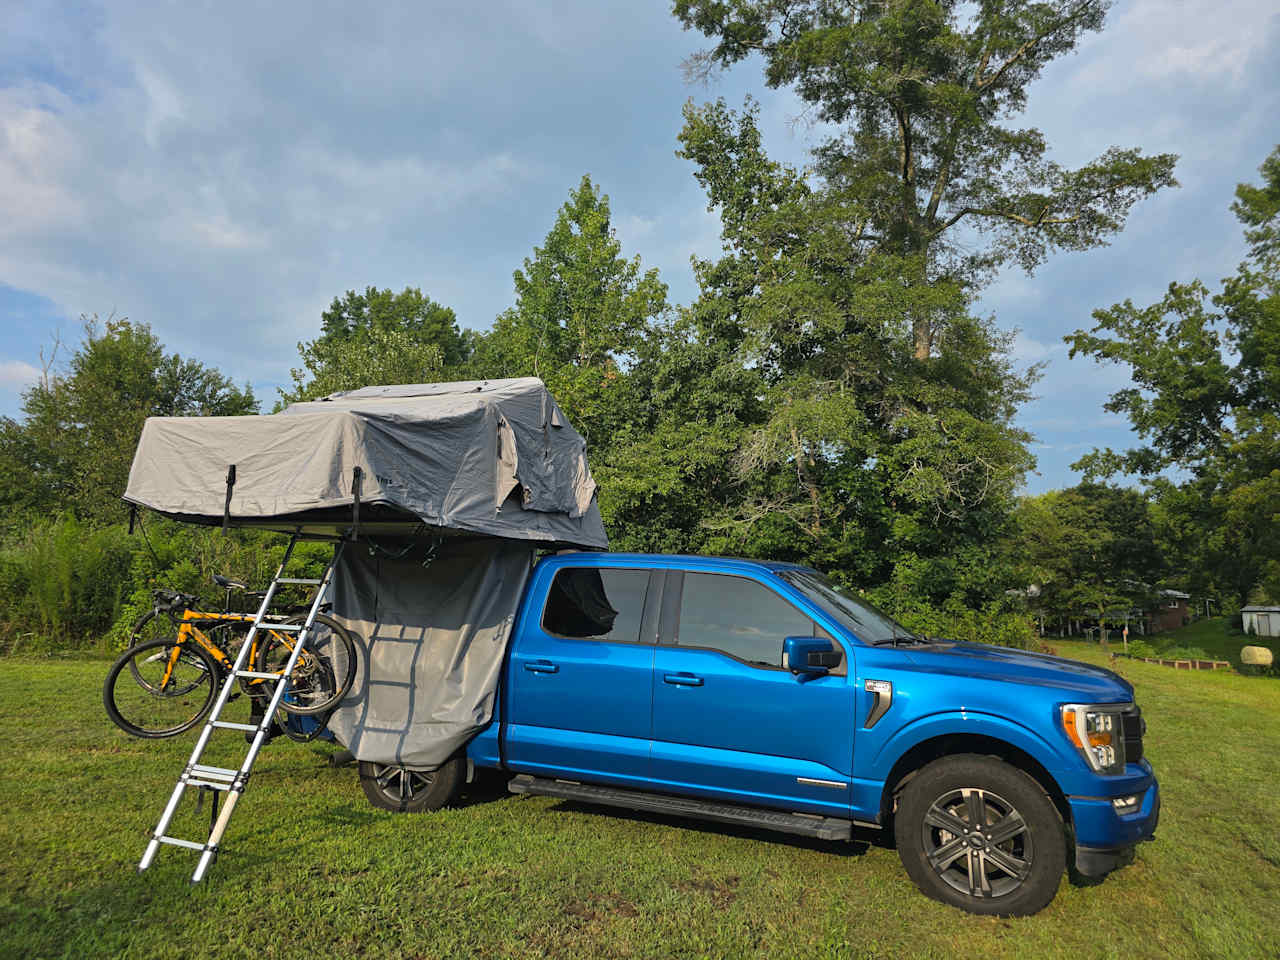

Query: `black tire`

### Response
(358, 756, 465, 813)
(104, 639, 220, 738)
(127, 608, 168, 646)
(894, 754, 1066, 917)
(254, 613, 357, 716)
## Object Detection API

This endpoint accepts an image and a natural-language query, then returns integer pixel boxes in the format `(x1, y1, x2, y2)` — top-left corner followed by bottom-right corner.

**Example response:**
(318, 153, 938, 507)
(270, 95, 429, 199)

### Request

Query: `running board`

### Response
(507, 774, 852, 842)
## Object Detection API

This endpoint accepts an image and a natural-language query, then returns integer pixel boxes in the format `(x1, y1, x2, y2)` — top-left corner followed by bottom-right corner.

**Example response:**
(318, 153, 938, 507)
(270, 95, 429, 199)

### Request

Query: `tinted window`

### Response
(541, 568, 649, 643)
(676, 572, 812, 667)
(777, 570, 912, 645)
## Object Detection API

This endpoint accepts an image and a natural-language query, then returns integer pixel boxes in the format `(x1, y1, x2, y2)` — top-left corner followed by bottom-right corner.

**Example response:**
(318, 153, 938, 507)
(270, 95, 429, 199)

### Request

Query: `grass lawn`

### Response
(2, 645, 1278, 960)
(1127, 617, 1280, 669)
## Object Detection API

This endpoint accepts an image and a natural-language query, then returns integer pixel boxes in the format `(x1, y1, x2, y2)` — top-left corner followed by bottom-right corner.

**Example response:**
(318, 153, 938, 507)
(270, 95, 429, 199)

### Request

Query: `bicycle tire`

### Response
(254, 613, 358, 716)
(127, 607, 174, 648)
(104, 638, 220, 738)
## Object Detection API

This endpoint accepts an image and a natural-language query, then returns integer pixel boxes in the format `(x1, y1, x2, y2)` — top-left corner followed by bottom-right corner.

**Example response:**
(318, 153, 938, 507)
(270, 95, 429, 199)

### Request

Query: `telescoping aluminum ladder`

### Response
(137, 535, 344, 882)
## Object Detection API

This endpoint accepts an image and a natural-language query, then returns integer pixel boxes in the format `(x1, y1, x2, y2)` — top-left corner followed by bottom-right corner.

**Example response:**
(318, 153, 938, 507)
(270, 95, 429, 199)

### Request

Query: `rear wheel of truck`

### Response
(358, 755, 464, 813)
(894, 754, 1065, 917)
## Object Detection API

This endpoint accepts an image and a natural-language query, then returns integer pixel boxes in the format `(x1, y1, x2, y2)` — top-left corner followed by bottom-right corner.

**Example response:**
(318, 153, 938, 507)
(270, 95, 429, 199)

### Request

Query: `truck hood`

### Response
(903, 641, 1134, 702)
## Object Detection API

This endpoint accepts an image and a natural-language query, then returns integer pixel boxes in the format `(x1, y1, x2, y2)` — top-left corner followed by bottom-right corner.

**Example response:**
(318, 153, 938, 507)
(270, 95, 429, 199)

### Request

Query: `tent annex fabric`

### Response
(123, 377, 608, 550)
(326, 538, 535, 769)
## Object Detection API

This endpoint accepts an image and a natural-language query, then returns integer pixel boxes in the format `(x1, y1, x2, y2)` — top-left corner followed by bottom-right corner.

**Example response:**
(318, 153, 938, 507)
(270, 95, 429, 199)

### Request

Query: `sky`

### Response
(1, 0, 1277, 493)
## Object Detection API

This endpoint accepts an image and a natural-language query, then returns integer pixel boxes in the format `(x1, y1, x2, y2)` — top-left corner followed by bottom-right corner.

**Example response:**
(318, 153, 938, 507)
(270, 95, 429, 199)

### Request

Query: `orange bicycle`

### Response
(103, 576, 357, 739)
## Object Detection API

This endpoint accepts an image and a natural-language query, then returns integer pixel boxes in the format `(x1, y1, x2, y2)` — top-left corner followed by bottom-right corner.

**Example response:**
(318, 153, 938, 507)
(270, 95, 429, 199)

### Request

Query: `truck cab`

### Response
(371, 552, 1160, 917)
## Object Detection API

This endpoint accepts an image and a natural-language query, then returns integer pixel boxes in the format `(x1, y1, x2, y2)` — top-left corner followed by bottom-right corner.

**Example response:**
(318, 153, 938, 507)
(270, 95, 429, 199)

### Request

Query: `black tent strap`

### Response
(222, 464, 237, 532)
(351, 466, 363, 540)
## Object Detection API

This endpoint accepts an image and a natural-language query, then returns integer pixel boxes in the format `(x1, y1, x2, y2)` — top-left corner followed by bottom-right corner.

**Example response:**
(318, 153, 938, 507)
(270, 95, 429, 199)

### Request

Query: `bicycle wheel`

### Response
(126, 607, 177, 648)
(104, 639, 219, 738)
(254, 613, 358, 716)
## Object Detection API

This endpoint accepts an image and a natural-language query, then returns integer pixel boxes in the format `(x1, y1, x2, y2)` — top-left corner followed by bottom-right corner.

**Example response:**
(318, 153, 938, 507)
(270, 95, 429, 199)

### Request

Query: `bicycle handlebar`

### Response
(152, 588, 197, 612)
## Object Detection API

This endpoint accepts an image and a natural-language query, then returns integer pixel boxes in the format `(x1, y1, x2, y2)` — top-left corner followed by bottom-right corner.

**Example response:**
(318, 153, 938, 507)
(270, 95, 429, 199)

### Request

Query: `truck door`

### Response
(503, 565, 661, 788)
(650, 570, 855, 818)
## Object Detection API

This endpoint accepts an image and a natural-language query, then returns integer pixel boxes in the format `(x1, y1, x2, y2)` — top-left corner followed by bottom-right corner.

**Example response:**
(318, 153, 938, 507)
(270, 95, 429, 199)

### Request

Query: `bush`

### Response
(0, 516, 331, 653)
(1126, 638, 1158, 659)
(875, 592, 1041, 651)
(0, 516, 139, 652)
(1122, 636, 1209, 662)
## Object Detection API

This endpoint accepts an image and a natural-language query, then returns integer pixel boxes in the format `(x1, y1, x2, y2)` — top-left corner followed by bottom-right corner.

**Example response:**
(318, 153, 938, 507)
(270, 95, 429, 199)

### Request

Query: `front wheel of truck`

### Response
(894, 754, 1066, 917)
(358, 755, 464, 813)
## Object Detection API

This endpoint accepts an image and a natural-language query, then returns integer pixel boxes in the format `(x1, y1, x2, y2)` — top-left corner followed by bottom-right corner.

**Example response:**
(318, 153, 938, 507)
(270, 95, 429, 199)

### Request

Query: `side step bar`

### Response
(508, 774, 852, 842)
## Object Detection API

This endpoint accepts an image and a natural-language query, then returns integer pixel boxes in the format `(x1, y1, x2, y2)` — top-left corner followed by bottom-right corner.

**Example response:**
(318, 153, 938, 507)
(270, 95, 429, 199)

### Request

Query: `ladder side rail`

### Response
(139, 535, 300, 873)
(190, 539, 344, 882)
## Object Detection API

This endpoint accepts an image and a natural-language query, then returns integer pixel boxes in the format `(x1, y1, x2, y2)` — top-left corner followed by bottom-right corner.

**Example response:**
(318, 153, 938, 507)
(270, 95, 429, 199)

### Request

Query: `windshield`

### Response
(778, 570, 915, 645)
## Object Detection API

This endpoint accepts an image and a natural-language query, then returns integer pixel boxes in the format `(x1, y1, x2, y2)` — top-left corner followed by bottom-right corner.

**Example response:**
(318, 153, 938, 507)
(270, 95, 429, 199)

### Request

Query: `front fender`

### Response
(869, 710, 1074, 773)
(850, 709, 1078, 820)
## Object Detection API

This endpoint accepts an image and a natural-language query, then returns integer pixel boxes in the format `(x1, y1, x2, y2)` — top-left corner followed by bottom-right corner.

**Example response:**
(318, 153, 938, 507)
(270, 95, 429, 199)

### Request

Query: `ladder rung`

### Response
(138, 534, 345, 882)
(235, 670, 284, 681)
(190, 764, 239, 781)
(184, 778, 232, 792)
(157, 835, 207, 852)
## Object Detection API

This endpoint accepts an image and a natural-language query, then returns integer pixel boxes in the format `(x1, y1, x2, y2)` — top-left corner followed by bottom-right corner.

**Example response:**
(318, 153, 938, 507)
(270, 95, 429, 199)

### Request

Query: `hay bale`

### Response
(1241, 645, 1274, 667)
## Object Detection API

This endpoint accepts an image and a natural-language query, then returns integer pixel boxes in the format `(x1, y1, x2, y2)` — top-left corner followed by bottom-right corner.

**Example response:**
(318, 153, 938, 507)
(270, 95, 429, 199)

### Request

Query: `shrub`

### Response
(1126, 638, 1157, 659)
(0, 516, 139, 652)
(876, 592, 1041, 651)
(0, 516, 332, 653)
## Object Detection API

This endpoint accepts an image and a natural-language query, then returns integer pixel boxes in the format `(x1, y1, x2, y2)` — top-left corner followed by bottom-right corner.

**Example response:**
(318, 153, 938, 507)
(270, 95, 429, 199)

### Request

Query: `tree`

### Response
(601, 101, 1038, 619)
(282, 286, 470, 404)
(0, 317, 257, 523)
(318, 286, 469, 365)
(1066, 145, 1280, 605)
(470, 175, 669, 447)
(281, 329, 446, 405)
(672, 0, 1178, 358)
(1013, 484, 1163, 638)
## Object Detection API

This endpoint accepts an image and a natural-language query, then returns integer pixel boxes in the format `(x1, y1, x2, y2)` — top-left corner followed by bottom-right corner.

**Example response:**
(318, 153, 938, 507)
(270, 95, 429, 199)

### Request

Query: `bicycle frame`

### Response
(157, 609, 305, 691)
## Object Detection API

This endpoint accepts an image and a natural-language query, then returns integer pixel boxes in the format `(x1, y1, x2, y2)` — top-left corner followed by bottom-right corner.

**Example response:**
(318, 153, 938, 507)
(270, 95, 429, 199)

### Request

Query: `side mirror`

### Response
(784, 636, 843, 675)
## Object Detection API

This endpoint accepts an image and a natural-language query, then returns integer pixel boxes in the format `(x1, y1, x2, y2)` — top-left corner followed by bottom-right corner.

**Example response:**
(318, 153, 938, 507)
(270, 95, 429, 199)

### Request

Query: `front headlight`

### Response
(1061, 704, 1129, 775)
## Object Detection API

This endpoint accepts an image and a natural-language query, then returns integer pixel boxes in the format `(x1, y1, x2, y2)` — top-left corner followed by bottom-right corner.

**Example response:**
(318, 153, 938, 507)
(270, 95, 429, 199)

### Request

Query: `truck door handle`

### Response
(524, 660, 559, 674)
(663, 672, 703, 687)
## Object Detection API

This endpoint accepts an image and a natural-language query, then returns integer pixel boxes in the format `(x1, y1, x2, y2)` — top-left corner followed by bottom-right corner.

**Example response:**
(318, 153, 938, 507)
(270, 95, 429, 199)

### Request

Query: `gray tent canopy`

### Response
(123, 377, 608, 769)
(123, 376, 608, 550)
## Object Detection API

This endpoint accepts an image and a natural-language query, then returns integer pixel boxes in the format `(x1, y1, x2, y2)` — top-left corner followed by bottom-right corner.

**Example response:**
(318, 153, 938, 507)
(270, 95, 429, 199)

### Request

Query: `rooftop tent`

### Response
(122, 377, 609, 769)
(123, 377, 608, 550)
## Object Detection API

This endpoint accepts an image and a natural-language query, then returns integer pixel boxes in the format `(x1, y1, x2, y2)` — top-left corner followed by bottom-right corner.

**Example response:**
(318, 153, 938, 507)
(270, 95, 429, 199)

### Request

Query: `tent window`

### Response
(541, 568, 649, 643)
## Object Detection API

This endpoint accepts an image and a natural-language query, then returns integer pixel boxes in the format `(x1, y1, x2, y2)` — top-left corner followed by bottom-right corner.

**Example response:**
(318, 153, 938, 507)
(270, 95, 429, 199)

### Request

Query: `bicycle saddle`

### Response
(212, 574, 248, 591)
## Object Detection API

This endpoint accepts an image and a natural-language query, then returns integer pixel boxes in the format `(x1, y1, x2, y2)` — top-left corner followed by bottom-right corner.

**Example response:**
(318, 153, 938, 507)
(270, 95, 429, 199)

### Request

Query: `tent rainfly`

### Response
(124, 377, 608, 550)
(123, 378, 609, 768)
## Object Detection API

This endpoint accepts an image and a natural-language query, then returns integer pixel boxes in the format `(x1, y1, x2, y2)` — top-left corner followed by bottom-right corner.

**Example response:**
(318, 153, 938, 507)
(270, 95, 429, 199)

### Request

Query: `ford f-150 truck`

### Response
(353, 552, 1159, 917)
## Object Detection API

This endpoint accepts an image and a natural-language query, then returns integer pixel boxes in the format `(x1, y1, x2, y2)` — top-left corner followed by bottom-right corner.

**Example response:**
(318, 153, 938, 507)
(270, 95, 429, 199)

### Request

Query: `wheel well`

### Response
(881, 734, 1071, 827)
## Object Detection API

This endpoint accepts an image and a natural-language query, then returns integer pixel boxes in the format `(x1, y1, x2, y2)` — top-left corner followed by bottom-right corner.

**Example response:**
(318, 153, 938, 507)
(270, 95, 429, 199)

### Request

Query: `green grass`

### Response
(2, 647, 1278, 960)
(1113, 617, 1279, 669)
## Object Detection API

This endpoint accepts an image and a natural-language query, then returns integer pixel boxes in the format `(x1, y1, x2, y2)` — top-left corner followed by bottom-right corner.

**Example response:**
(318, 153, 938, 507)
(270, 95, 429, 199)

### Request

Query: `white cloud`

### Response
(0, 359, 41, 388)
(1010, 331, 1059, 365)
(1114, 0, 1278, 83)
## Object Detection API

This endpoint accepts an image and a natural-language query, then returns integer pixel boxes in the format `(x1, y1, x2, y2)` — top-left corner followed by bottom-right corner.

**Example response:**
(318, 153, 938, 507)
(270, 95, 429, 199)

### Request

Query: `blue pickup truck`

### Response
(353, 552, 1159, 917)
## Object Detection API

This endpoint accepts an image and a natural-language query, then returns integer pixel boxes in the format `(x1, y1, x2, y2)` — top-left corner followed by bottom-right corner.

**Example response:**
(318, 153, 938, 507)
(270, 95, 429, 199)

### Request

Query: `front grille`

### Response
(1122, 708, 1144, 763)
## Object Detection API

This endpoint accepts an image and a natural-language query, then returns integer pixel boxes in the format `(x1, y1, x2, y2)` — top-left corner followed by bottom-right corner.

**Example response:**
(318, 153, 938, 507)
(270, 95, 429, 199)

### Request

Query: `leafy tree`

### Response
(1066, 145, 1280, 605)
(282, 286, 470, 405)
(1013, 483, 1163, 638)
(470, 175, 669, 447)
(673, 0, 1178, 359)
(603, 98, 1036, 614)
(639, 0, 1176, 624)
(318, 286, 469, 365)
(281, 329, 445, 405)
(0, 317, 257, 524)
